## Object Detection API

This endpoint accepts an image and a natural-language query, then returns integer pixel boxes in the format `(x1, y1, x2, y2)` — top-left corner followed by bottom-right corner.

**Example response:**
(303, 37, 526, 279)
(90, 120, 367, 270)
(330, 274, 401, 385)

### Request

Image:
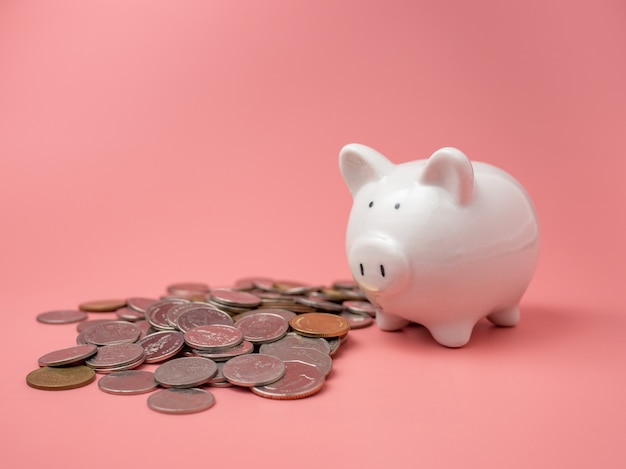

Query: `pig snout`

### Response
(348, 236, 410, 294)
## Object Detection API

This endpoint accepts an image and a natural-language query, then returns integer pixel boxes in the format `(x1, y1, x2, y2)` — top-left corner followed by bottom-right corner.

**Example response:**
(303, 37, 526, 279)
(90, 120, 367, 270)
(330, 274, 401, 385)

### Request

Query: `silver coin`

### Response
(209, 289, 262, 308)
(37, 310, 88, 324)
(147, 388, 215, 414)
(262, 346, 333, 376)
(234, 277, 274, 291)
(222, 354, 286, 387)
(251, 361, 325, 400)
(342, 300, 376, 317)
(125, 297, 159, 313)
(274, 280, 323, 295)
(192, 340, 254, 361)
(184, 324, 243, 351)
(86, 343, 146, 369)
(295, 296, 344, 313)
(259, 332, 331, 356)
(97, 370, 158, 395)
(176, 306, 233, 333)
(340, 310, 374, 329)
(234, 312, 289, 344)
(136, 330, 185, 363)
(76, 319, 116, 333)
(116, 307, 145, 322)
(166, 302, 221, 328)
(326, 336, 341, 356)
(206, 362, 227, 384)
(92, 355, 146, 374)
(38, 344, 98, 367)
(332, 280, 359, 290)
(82, 321, 142, 346)
(145, 300, 181, 331)
(166, 282, 210, 297)
(154, 356, 218, 388)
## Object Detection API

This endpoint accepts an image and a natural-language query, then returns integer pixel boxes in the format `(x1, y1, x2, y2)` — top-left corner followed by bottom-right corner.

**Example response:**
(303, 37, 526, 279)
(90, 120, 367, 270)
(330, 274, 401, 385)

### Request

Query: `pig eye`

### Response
(368, 201, 374, 208)
(394, 203, 400, 209)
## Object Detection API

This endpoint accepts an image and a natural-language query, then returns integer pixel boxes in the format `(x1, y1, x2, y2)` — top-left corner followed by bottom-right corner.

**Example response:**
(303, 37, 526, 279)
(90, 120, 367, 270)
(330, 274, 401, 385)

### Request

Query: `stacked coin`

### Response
(28, 278, 375, 414)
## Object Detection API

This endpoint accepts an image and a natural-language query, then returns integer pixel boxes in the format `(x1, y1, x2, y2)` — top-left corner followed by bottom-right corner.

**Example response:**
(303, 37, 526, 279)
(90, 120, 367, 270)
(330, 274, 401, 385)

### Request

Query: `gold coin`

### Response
(26, 365, 96, 390)
(289, 313, 350, 338)
(79, 298, 127, 312)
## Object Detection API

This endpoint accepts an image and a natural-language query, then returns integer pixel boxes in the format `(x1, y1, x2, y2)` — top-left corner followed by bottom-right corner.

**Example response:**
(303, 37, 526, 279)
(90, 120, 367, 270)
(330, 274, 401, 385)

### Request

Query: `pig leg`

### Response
(427, 321, 475, 348)
(376, 310, 410, 331)
(487, 305, 520, 327)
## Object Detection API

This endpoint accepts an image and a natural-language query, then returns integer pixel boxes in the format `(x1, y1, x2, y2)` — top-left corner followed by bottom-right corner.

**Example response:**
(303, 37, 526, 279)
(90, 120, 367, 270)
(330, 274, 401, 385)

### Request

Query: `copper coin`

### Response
(289, 313, 350, 338)
(184, 324, 243, 351)
(79, 299, 127, 312)
(36, 310, 88, 324)
(26, 365, 96, 391)
(136, 330, 185, 363)
(147, 388, 215, 414)
(251, 361, 325, 400)
(38, 344, 98, 367)
(82, 321, 142, 345)
(234, 312, 289, 344)
(97, 370, 158, 395)
(154, 356, 218, 388)
(222, 354, 286, 387)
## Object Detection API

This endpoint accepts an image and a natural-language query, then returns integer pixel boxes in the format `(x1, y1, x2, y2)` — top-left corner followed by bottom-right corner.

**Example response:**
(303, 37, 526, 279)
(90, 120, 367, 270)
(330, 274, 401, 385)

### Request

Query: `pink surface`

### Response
(1, 1, 625, 467)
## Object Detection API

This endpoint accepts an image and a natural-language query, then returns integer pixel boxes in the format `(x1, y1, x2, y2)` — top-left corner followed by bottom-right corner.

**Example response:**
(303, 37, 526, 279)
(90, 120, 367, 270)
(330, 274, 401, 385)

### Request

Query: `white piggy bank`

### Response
(339, 144, 540, 347)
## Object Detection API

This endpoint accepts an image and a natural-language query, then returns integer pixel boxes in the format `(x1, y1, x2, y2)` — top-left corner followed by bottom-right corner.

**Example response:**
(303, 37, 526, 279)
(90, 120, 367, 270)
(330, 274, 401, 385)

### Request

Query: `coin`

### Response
(340, 310, 374, 329)
(85, 343, 146, 370)
(262, 346, 333, 376)
(145, 300, 182, 331)
(136, 330, 185, 363)
(26, 365, 96, 390)
(343, 300, 376, 317)
(176, 306, 233, 333)
(116, 307, 145, 322)
(147, 388, 215, 414)
(222, 354, 286, 387)
(76, 319, 116, 333)
(273, 280, 323, 295)
(154, 356, 218, 388)
(82, 321, 142, 346)
(295, 296, 345, 313)
(192, 340, 254, 361)
(79, 299, 127, 312)
(36, 310, 88, 324)
(332, 280, 359, 290)
(234, 312, 289, 344)
(125, 297, 159, 313)
(251, 361, 325, 400)
(184, 324, 243, 351)
(289, 313, 350, 338)
(97, 370, 158, 395)
(209, 289, 262, 308)
(166, 282, 210, 297)
(258, 332, 331, 356)
(38, 344, 98, 367)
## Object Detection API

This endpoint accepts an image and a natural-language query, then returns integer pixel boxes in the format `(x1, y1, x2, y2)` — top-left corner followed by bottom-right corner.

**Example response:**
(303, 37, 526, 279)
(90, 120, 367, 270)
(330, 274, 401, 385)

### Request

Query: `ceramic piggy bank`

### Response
(339, 144, 540, 347)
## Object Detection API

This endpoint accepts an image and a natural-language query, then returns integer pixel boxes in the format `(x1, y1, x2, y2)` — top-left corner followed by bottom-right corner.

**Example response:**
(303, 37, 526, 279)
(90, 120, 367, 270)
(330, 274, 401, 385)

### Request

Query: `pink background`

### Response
(1, 1, 625, 467)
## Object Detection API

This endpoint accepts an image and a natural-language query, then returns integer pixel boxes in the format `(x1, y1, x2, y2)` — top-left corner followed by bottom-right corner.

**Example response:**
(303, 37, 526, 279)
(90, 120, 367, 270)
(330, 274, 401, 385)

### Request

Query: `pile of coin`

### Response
(27, 278, 376, 414)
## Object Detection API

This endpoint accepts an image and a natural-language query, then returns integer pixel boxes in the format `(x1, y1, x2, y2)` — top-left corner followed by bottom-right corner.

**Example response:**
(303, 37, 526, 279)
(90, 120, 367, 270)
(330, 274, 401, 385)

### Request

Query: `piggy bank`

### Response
(339, 144, 540, 347)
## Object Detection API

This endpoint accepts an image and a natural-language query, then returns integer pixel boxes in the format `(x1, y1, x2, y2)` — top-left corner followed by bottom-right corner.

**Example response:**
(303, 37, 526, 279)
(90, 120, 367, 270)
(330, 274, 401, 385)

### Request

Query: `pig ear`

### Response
(339, 144, 395, 195)
(420, 147, 474, 205)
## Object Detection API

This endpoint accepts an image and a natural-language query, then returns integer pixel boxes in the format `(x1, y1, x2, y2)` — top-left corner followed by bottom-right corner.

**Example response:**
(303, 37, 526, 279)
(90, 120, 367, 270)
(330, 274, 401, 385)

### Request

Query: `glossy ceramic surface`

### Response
(340, 144, 540, 347)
